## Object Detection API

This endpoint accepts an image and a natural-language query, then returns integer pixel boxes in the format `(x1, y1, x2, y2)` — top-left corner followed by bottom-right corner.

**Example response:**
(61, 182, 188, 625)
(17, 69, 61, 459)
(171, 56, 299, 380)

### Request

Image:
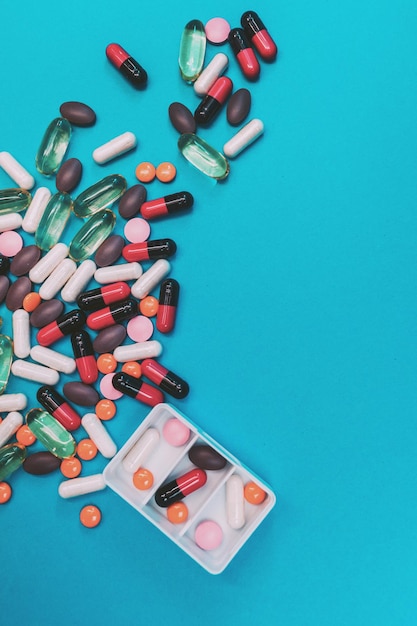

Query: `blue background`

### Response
(1, 0, 417, 624)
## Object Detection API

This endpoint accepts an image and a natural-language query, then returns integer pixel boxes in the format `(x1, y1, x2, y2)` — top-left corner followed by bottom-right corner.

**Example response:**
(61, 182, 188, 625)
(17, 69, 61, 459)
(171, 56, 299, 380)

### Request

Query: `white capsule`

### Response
(0, 412, 24, 448)
(131, 259, 170, 300)
(113, 340, 162, 363)
(92, 131, 137, 165)
(30, 345, 76, 374)
(0, 393, 27, 412)
(29, 243, 69, 283)
(61, 259, 96, 302)
(22, 187, 51, 233)
(223, 118, 264, 159)
(122, 427, 160, 473)
(11, 359, 60, 386)
(12, 309, 30, 359)
(38, 258, 77, 300)
(194, 53, 229, 96)
(81, 413, 117, 458)
(0, 151, 35, 189)
(226, 474, 246, 529)
(0, 213, 23, 233)
(58, 473, 106, 499)
(94, 262, 142, 284)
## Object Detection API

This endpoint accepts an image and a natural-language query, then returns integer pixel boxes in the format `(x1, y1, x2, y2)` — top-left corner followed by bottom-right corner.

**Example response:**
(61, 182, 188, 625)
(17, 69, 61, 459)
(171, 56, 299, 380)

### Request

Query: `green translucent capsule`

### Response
(73, 174, 127, 218)
(178, 133, 230, 180)
(179, 19, 206, 83)
(0, 334, 13, 395)
(0, 188, 32, 215)
(35, 191, 73, 251)
(35, 117, 72, 176)
(69, 209, 116, 262)
(26, 408, 76, 459)
(0, 443, 26, 481)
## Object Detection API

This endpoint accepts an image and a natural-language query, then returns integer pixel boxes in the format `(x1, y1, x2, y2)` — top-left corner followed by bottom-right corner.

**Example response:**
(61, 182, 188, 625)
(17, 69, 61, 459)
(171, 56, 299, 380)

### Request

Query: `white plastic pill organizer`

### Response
(103, 403, 276, 574)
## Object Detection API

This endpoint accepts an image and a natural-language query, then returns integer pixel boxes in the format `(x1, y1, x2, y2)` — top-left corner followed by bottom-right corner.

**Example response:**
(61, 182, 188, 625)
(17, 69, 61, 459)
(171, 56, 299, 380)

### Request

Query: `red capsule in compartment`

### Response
(71, 330, 98, 385)
(140, 192, 193, 220)
(106, 43, 148, 88)
(36, 385, 81, 431)
(86, 299, 138, 331)
(141, 358, 189, 399)
(241, 11, 278, 62)
(111, 371, 164, 407)
(77, 282, 131, 312)
(156, 278, 179, 334)
(154, 468, 207, 507)
(36, 309, 86, 347)
(228, 28, 260, 81)
(194, 76, 233, 126)
(122, 238, 177, 263)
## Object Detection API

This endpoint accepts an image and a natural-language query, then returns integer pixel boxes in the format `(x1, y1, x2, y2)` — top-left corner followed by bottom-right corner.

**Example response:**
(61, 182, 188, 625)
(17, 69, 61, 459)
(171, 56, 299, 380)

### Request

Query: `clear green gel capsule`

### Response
(26, 408, 76, 459)
(69, 209, 116, 262)
(35, 191, 73, 251)
(178, 133, 230, 180)
(35, 117, 72, 176)
(0, 188, 32, 215)
(0, 334, 13, 395)
(0, 443, 26, 481)
(179, 19, 206, 83)
(73, 174, 127, 218)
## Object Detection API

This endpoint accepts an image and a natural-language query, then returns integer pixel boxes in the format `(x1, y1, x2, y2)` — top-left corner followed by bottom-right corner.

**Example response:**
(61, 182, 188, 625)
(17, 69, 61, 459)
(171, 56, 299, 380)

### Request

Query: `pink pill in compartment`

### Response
(162, 417, 190, 447)
(124, 217, 151, 244)
(127, 315, 154, 342)
(0, 231, 23, 257)
(194, 520, 223, 550)
(100, 373, 123, 400)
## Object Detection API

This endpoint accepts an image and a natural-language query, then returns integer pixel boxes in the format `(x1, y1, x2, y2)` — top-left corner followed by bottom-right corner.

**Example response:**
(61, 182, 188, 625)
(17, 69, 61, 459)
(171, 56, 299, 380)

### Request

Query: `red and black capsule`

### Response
(194, 76, 233, 126)
(156, 278, 179, 333)
(36, 385, 81, 431)
(122, 238, 177, 263)
(154, 468, 207, 507)
(71, 330, 98, 385)
(111, 371, 164, 407)
(141, 358, 189, 399)
(86, 299, 138, 331)
(140, 192, 193, 220)
(228, 28, 260, 81)
(241, 11, 278, 62)
(36, 309, 86, 347)
(106, 43, 148, 89)
(77, 281, 131, 312)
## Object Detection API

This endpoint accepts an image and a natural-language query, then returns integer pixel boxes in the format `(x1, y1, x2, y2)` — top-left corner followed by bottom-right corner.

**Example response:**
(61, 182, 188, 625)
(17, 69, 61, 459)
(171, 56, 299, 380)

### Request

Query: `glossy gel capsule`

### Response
(178, 133, 229, 180)
(35, 192, 73, 251)
(69, 209, 116, 262)
(106, 43, 148, 88)
(0, 188, 32, 215)
(0, 333, 13, 393)
(0, 443, 26, 481)
(73, 174, 127, 218)
(179, 19, 207, 83)
(26, 408, 76, 459)
(35, 117, 72, 176)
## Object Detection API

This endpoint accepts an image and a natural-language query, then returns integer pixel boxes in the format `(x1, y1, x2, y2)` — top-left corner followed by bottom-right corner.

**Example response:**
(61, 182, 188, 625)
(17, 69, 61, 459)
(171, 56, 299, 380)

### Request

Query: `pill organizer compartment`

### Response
(103, 403, 275, 574)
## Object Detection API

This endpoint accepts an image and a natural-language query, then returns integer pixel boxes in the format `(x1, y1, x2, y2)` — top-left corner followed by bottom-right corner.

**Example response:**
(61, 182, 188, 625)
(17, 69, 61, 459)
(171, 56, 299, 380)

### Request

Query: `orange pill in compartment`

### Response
(132, 467, 154, 490)
(244, 481, 266, 504)
(23, 291, 42, 312)
(95, 398, 117, 421)
(97, 353, 117, 374)
(135, 161, 155, 183)
(167, 501, 188, 524)
(60, 457, 82, 478)
(156, 162, 176, 183)
(121, 361, 142, 378)
(77, 438, 98, 460)
(139, 295, 159, 317)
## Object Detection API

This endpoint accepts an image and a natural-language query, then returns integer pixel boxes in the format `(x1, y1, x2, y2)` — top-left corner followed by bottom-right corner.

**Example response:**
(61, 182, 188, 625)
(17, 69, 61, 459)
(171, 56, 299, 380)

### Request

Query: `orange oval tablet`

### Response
(156, 162, 177, 183)
(244, 481, 266, 505)
(77, 438, 98, 461)
(95, 398, 116, 421)
(23, 292, 42, 312)
(97, 353, 117, 374)
(80, 504, 101, 528)
(0, 482, 12, 504)
(121, 361, 142, 378)
(132, 467, 154, 490)
(60, 457, 82, 478)
(135, 161, 156, 183)
(16, 424, 36, 446)
(167, 501, 188, 524)
(139, 295, 159, 317)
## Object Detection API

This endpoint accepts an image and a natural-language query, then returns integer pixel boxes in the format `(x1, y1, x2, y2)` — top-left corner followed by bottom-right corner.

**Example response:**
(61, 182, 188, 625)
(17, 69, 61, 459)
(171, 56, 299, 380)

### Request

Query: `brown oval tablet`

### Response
(59, 101, 97, 127)
(168, 102, 196, 134)
(6, 276, 32, 311)
(23, 451, 61, 475)
(227, 88, 251, 126)
(10, 245, 41, 277)
(56, 158, 83, 193)
(188, 444, 227, 470)
(118, 185, 147, 219)
(95, 234, 125, 267)
(30, 298, 64, 328)
(63, 381, 100, 406)
(0, 275, 9, 303)
(93, 324, 126, 354)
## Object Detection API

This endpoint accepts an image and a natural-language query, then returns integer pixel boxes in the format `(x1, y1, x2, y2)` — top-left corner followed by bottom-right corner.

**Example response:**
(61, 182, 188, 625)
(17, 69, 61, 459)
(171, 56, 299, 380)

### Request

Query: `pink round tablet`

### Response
(100, 373, 123, 400)
(0, 231, 23, 257)
(124, 217, 151, 243)
(127, 315, 154, 342)
(162, 418, 190, 447)
(205, 17, 231, 45)
(195, 520, 223, 550)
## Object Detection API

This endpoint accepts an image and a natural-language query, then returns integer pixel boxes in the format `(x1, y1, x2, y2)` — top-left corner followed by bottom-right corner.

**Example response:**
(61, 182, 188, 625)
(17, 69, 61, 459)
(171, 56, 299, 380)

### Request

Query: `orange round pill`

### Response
(80, 504, 101, 528)
(244, 481, 266, 505)
(167, 502, 188, 524)
(0, 482, 12, 504)
(135, 161, 156, 183)
(60, 457, 82, 478)
(22, 291, 41, 312)
(97, 353, 117, 374)
(77, 439, 98, 461)
(95, 399, 116, 421)
(132, 467, 154, 490)
(156, 161, 177, 183)
(139, 295, 159, 317)
(121, 361, 142, 378)
(16, 424, 36, 446)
